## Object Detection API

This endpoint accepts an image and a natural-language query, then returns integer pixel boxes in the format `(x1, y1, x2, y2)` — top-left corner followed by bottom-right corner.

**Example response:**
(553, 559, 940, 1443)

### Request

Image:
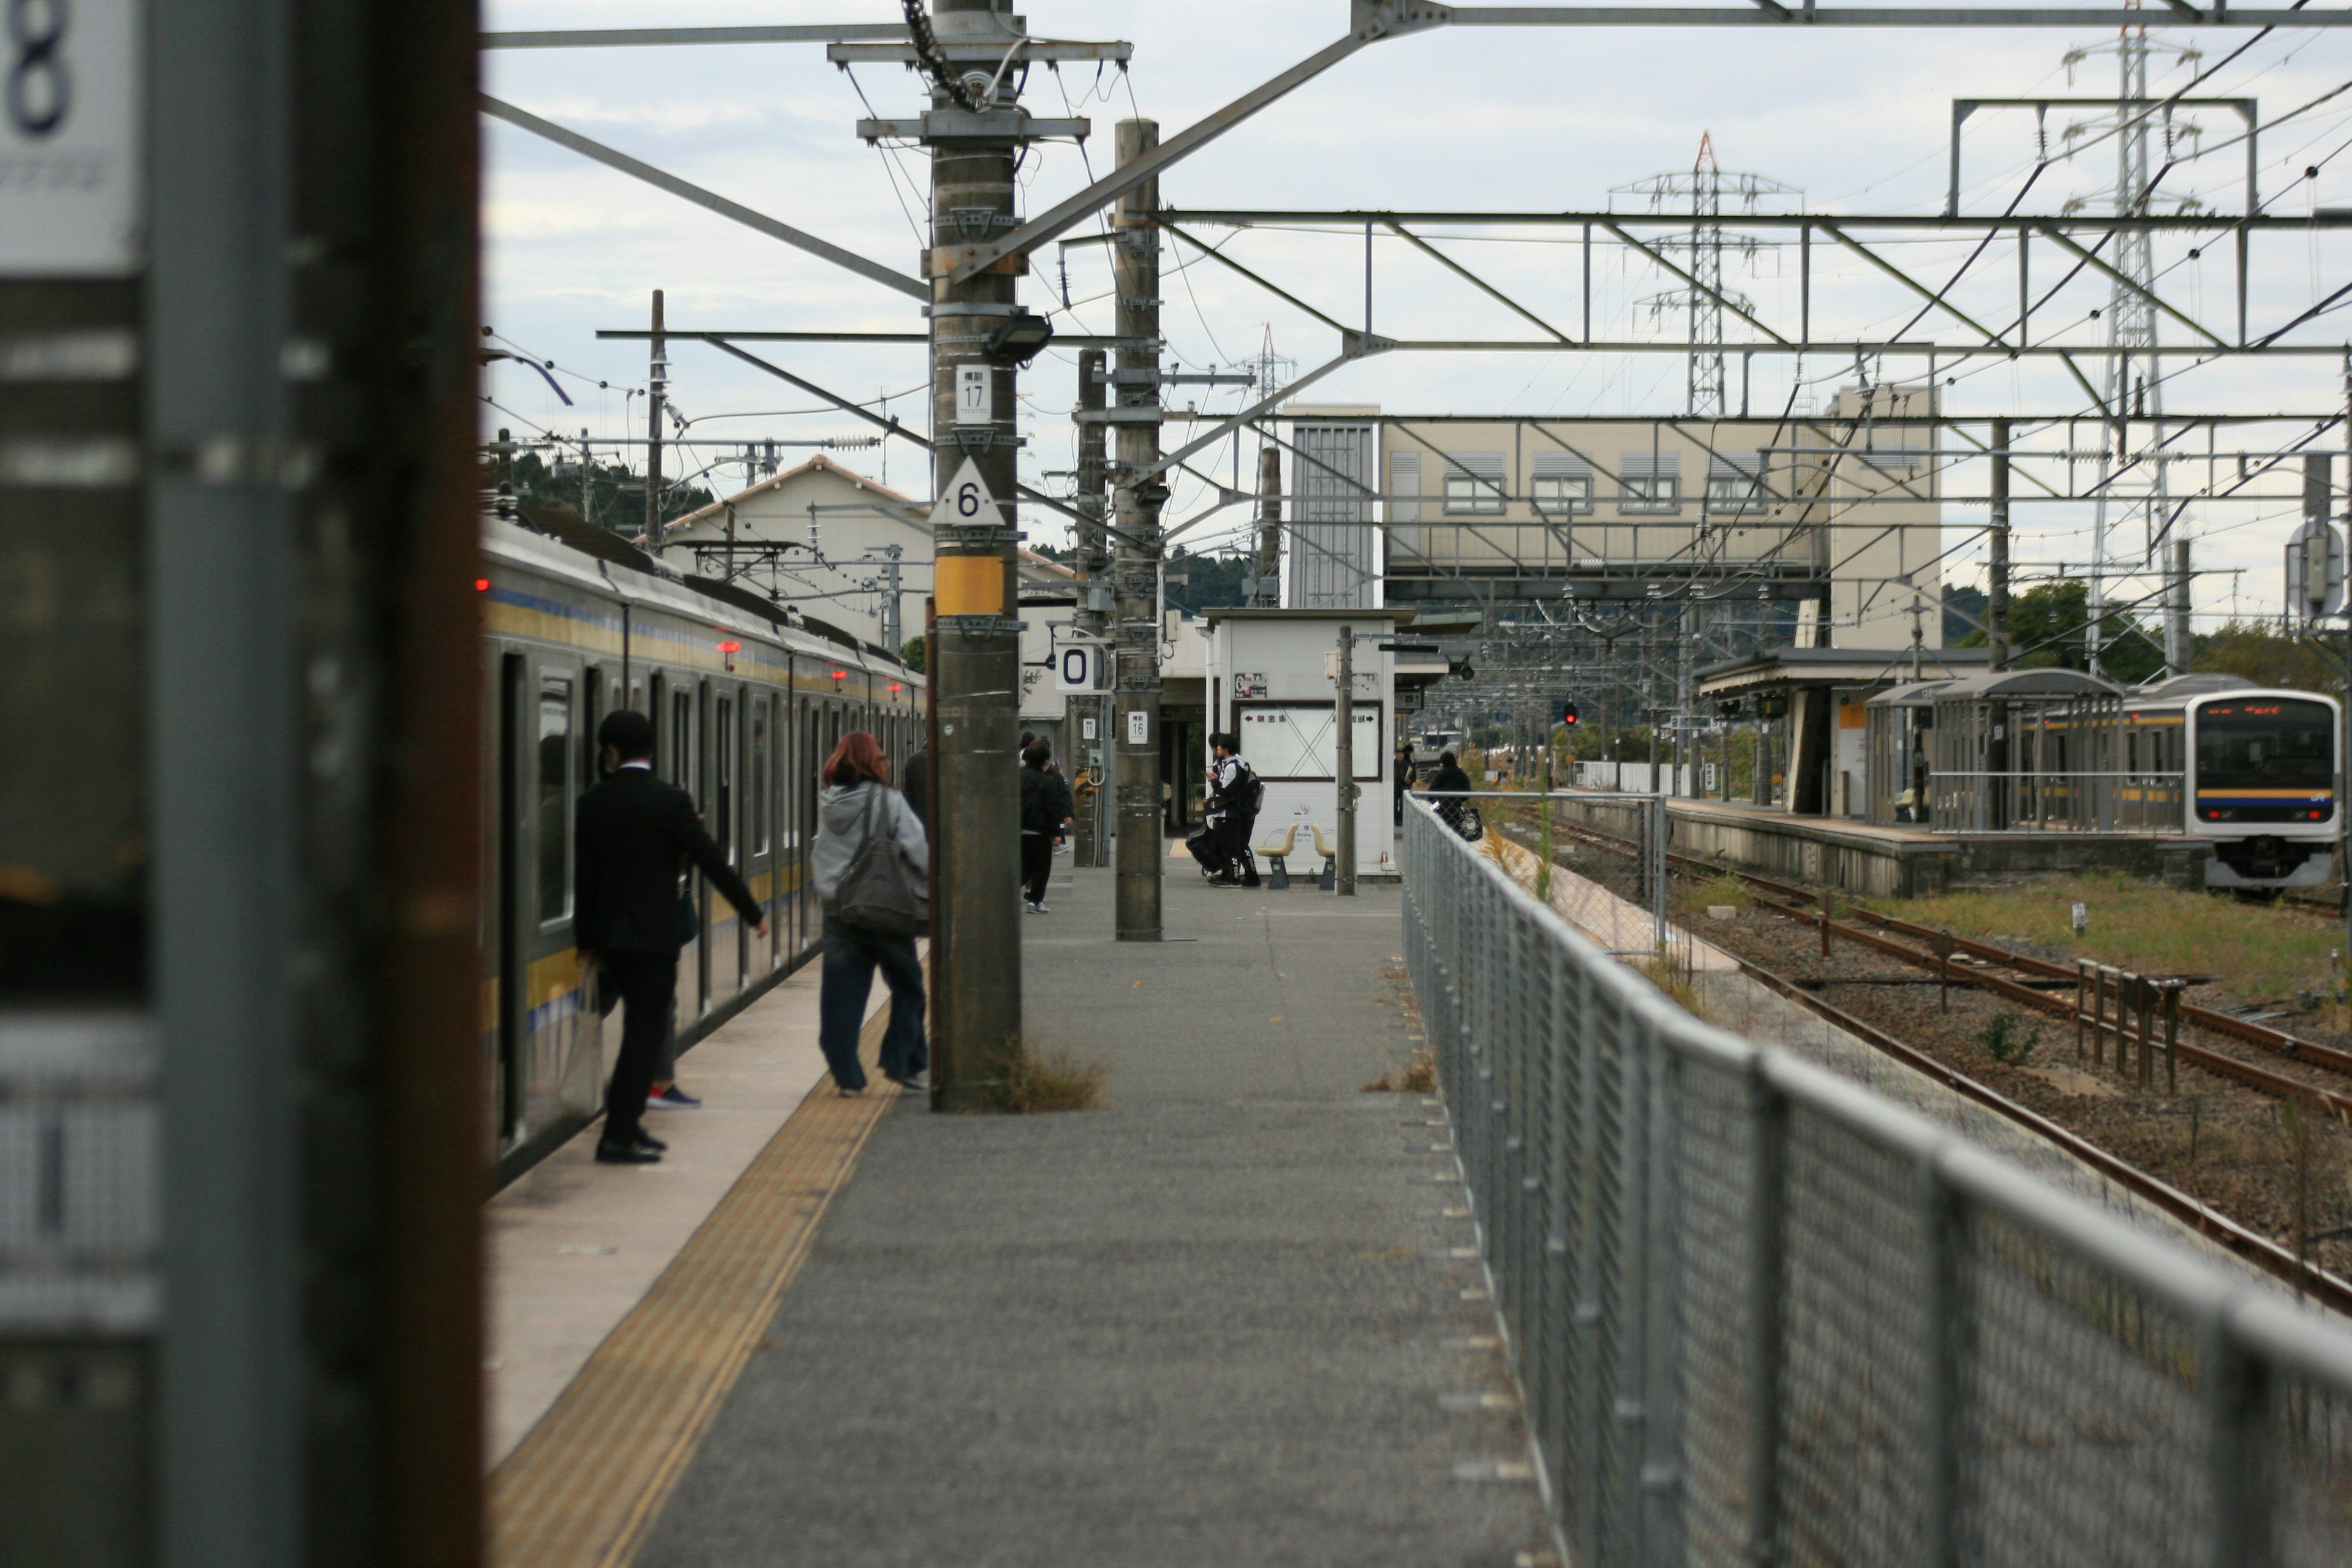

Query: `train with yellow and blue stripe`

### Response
(479, 511, 921, 1180)
(1877, 670, 2340, 888)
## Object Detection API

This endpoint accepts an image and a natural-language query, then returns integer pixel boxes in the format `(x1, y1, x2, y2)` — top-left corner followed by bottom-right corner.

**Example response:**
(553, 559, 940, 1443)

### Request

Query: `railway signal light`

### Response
(1560, 700, 1579, 728)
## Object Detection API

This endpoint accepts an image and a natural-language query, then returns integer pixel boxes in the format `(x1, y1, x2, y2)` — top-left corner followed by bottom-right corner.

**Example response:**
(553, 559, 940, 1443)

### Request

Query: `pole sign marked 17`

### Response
(955, 363, 992, 426)
(1, 0, 141, 276)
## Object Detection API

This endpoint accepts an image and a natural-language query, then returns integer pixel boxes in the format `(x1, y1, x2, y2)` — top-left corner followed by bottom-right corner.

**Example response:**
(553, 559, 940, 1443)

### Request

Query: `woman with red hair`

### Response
(810, 731, 929, 1094)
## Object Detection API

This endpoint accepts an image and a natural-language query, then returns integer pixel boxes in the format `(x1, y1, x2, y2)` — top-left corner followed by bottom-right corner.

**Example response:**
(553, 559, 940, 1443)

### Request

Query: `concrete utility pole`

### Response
(644, 288, 666, 546)
(1111, 119, 1166, 941)
(1071, 348, 1110, 868)
(926, 0, 1028, 1103)
(2166, 536, 2192, 676)
(1336, 623, 1358, 895)
(1988, 417, 2011, 673)
(1253, 443, 1283, 606)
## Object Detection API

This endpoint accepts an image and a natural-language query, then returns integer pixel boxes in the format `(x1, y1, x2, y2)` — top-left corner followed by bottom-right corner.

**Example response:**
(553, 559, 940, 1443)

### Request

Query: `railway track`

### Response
(1494, 812, 2352, 1314)
(1523, 810, 2352, 1101)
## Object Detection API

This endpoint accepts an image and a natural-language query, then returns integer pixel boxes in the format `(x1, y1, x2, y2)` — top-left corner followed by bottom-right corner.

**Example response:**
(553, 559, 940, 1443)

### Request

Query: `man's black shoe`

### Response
(633, 1131, 668, 1152)
(595, 1138, 662, 1164)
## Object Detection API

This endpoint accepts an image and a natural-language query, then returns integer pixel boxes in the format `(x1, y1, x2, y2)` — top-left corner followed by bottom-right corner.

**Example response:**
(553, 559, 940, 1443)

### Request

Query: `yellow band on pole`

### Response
(933, 554, 1005, 616)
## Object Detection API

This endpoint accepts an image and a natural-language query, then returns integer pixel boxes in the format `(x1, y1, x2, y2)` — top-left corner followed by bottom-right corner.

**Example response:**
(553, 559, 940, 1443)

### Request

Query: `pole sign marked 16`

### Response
(1052, 644, 1101, 693)
(1, 0, 141, 276)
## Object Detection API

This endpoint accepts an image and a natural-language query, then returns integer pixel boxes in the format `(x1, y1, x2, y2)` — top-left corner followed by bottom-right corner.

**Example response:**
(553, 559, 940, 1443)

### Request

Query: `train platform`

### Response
(488, 857, 1555, 1568)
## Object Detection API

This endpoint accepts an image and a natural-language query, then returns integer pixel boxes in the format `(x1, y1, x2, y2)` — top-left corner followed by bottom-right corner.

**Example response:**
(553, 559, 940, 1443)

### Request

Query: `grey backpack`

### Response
(836, 785, 927, 939)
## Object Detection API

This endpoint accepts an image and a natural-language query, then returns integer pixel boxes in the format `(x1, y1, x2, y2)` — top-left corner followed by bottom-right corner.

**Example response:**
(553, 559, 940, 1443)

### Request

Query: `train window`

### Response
(673, 690, 695, 798)
(537, 675, 574, 924)
(583, 667, 605, 785)
(649, 673, 668, 772)
(751, 698, 770, 856)
(715, 697, 736, 863)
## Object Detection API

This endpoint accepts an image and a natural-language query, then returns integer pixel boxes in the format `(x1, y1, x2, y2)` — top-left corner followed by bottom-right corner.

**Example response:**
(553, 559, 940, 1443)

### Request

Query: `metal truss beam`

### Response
(481, 24, 903, 48)
(480, 96, 927, 300)
(1159, 208, 2352, 232)
(1137, 206, 2351, 357)
(1443, 5, 2352, 23)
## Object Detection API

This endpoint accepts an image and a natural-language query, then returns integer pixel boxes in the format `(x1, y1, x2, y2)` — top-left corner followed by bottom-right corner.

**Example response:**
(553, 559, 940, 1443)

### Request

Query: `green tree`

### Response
(2192, 620, 2344, 697)
(1962, 580, 2165, 684)
(900, 635, 926, 674)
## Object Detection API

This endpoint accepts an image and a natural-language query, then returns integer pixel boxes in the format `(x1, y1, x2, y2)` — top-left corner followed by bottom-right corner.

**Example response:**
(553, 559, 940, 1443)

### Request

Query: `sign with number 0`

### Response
(2, 0, 141, 276)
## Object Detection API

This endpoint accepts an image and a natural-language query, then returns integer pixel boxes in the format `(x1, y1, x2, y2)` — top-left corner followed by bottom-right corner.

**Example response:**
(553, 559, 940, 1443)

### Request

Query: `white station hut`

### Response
(1204, 608, 1408, 881)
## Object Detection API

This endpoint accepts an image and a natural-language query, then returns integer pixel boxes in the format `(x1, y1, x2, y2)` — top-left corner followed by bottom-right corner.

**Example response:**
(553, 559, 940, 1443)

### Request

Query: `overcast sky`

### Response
(483, 2, 2352, 624)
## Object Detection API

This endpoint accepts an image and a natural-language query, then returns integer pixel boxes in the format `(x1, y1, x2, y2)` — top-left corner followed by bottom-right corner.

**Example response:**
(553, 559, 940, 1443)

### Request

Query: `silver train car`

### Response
(1870, 670, 2340, 889)
(480, 515, 922, 1179)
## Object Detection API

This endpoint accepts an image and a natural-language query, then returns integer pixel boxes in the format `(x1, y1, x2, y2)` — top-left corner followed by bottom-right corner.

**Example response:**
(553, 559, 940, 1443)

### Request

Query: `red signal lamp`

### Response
(474, 578, 490, 592)
(717, 641, 741, 654)
(831, 668, 847, 680)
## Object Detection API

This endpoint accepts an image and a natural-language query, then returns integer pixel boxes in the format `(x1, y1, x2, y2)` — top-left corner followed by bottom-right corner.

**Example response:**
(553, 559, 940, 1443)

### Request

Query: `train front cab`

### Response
(2188, 688, 2340, 889)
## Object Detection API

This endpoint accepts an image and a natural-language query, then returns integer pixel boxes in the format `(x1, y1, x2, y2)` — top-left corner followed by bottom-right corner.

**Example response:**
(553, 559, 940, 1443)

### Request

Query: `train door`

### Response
(494, 654, 527, 1144)
(801, 698, 820, 954)
(714, 688, 739, 1002)
(671, 682, 698, 1026)
(526, 663, 578, 1141)
(695, 680, 714, 1011)
(750, 694, 774, 973)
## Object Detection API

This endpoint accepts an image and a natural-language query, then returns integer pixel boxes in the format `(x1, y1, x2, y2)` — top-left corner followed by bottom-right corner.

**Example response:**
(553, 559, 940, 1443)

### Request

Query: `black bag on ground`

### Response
(1185, 827, 1222, 876)
(837, 786, 927, 939)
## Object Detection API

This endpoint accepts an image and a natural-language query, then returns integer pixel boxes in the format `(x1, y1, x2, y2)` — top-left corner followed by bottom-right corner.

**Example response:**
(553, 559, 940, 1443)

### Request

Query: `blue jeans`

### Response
(819, 913, 927, 1089)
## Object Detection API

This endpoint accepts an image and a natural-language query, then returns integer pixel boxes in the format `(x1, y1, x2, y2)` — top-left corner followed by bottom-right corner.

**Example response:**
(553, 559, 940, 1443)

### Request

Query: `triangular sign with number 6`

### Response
(928, 458, 1003, 533)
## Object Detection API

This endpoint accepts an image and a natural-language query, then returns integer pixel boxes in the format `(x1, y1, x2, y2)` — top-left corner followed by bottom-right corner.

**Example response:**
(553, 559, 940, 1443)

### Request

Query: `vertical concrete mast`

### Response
(926, 0, 1027, 1103)
(1112, 119, 1166, 941)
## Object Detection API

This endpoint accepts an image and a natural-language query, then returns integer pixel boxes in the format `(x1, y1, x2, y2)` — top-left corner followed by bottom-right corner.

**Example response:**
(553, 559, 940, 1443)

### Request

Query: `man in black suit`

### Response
(575, 709, 766, 1164)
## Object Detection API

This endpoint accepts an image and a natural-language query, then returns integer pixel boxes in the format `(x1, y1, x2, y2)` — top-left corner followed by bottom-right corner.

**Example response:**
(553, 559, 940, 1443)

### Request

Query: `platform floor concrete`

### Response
(636, 856, 1556, 1568)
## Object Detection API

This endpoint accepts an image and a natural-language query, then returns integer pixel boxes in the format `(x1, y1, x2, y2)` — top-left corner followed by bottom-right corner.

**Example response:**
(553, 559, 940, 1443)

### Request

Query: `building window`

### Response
(1531, 473, 1593, 515)
(1441, 451, 1506, 514)
(1618, 454, 1681, 514)
(1705, 454, 1768, 515)
(1530, 452, 1594, 518)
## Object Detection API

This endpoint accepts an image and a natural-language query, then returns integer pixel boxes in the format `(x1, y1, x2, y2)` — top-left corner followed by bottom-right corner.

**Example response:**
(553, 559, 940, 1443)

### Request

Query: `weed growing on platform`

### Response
(1363, 1047, 1438, 1094)
(987, 1047, 1106, 1113)
(1977, 1010, 2040, 1066)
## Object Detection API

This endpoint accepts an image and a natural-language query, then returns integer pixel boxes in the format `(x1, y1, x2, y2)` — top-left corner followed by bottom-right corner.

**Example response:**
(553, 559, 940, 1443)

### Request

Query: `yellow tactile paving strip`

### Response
(489, 1012, 893, 1568)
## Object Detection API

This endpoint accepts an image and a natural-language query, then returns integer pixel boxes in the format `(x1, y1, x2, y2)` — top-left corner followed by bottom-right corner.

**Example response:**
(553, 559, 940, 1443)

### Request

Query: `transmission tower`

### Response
(2062, 26, 2203, 674)
(1616, 135, 1800, 418)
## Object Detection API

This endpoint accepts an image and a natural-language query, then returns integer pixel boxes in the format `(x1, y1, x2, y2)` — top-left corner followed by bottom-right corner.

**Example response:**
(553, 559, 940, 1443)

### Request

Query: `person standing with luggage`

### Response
(575, 710, 767, 1164)
(1205, 733, 1263, 888)
(1019, 739, 1075, 913)
(812, 732, 930, 1095)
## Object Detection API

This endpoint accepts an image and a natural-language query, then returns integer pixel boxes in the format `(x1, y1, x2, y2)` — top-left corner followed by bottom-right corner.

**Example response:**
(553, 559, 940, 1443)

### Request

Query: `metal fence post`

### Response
(2203, 1313, 2276, 1568)
(1642, 1035, 1687, 1567)
(1745, 1065, 1789, 1568)
(1613, 1003, 1653, 1565)
(1919, 1155, 1966, 1568)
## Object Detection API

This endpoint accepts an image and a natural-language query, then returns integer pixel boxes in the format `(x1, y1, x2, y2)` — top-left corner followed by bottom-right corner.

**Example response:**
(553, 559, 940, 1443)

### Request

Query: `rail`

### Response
(1400, 798, 2352, 1568)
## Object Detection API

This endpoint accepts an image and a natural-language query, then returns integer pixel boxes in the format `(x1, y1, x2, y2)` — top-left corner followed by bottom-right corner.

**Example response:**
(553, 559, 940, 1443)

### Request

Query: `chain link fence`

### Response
(1401, 799, 2352, 1568)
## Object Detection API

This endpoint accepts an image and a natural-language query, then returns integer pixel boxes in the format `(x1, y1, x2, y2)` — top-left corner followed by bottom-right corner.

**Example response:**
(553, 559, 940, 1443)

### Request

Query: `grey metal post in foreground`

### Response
(927, 0, 1027, 1101)
(1112, 119, 1165, 941)
(151, 1, 301, 1558)
(1336, 623, 1357, 895)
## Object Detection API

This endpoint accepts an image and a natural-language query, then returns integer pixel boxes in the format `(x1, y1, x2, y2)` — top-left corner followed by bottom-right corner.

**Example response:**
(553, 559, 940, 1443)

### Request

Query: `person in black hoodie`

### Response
(1019, 739, 1075, 913)
(575, 710, 766, 1164)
